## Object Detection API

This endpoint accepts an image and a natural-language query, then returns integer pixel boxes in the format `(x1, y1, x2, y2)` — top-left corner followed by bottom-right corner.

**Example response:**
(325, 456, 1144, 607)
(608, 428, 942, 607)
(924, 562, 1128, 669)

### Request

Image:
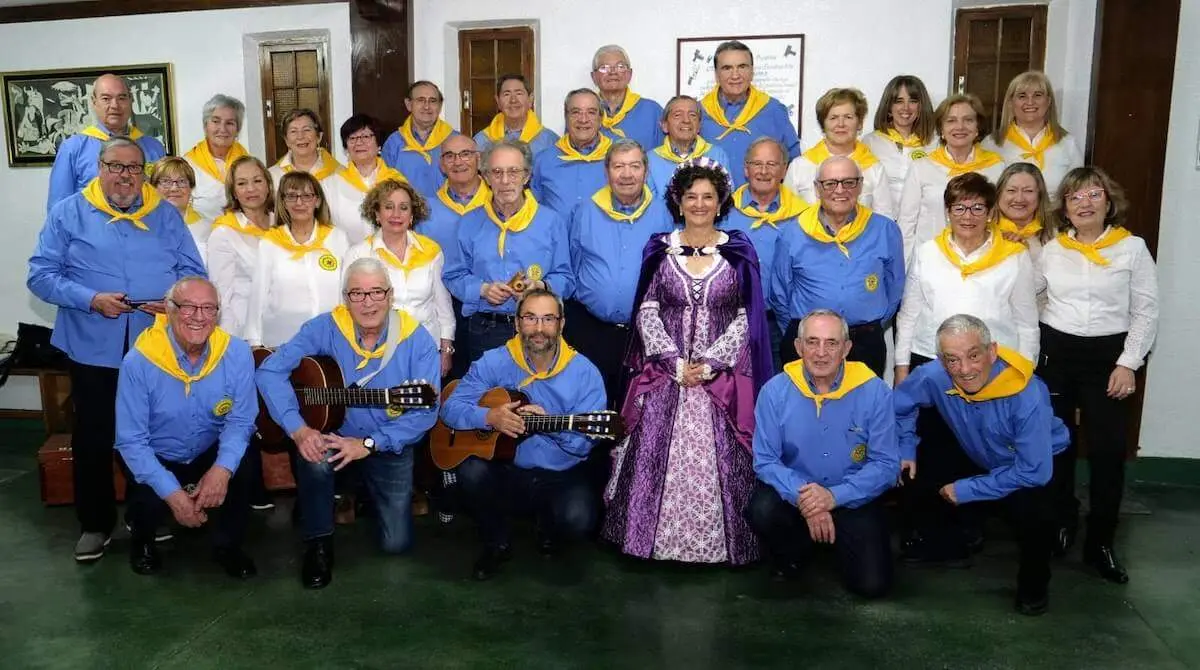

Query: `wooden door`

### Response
(259, 39, 333, 165)
(457, 27, 535, 137)
(350, 0, 411, 135)
(953, 6, 1048, 137)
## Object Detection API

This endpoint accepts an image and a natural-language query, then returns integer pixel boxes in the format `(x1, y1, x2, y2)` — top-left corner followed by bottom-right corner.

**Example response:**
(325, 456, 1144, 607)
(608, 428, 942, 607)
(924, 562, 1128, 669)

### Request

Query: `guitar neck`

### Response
(300, 387, 388, 407)
(522, 415, 582, 434)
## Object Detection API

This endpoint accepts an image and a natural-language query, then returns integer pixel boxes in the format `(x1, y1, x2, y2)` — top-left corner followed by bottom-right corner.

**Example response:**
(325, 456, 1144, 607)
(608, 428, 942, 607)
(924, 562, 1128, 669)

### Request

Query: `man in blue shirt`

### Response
(28, 136, 206, 563)
(472, 74, 558, 157)
(746, 309, 898, 598)
(591, 44, 664, 150)
(894, 314, 1070, 616)
(116, 278, 257, 578)
(441, 289, 607, 580)
(381, 81, 458, 198)
(531, 89, 612, 216)
(256, 258, 441, 589)
(566, 138, 674, 408)
(646, 95, 730, 198)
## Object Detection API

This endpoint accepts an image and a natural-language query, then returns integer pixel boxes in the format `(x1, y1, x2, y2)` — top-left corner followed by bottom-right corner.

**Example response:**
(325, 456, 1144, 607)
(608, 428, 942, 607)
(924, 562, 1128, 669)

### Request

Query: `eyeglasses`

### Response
(949, 203, 989, 216)
(96, 94, 132, 105)
(441, 149, 479, 162)
(567, 108, 600, 119)
(1068, 188, 1106, 203)
(346, 133, 376, 145)
(595, 63, 631, 75)
(746, 160, 782, 171)
(100, 161, 145, 175)
(345, 288, 391, 303)
(171, 301, 219, 318)
(487, 167, 527, 181)
(410, 96, 442, 106)
(817, 177, 863, 192)
(283, 193, 317, 204)
(157, 178, 190, 189)
(519, 314, 561, 326)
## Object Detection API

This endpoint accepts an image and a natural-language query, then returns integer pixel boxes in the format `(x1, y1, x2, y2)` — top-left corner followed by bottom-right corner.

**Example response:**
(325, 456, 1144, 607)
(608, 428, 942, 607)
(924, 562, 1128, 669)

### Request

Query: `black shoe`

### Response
(770, 562, 802, 582)
(129, 540, 162, 575)
(302, 537, 334, 589)
(1084, 545, 1129, 584)
(535, 532, 558, 557)
(900, 536, 972, 568)
(214, 548, 257, 580)
(472, 544, 512, 581)
(1016, 594, 1049, 616)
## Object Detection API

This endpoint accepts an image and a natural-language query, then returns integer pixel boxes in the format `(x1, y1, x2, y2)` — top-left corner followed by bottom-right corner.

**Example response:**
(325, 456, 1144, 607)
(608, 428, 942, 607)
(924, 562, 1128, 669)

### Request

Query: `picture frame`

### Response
(2, 63, 176, 168)
(676, 34, 806, 137)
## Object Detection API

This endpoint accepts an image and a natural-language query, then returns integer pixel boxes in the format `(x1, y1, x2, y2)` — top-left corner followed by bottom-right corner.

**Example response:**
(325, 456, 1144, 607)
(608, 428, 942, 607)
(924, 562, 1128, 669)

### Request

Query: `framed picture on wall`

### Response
(676, 34, 805, 136)
(1, 63, 175, 168)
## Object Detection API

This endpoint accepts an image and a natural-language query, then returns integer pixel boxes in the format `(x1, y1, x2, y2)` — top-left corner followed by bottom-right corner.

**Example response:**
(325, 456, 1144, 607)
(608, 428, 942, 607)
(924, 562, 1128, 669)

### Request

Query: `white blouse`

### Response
(185, 156, 229, 221)
(785, 154, 896, 220)
(896, 234, 1039, 364)
(183, 212, 213, 266)
(897, 152, 1007, 265)
(861, 131, 939, 213)
(1037, 228, 1159, 370)
(326, 168, 381, 244)
(245, 224, 352, 347)
(206, 211, 273, 339)
(343, 231, 456, 342)
(982, 128, 1084, 200)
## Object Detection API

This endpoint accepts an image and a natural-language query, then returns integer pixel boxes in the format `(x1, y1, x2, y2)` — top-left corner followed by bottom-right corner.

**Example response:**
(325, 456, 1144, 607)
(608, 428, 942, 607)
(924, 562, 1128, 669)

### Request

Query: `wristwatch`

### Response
(362, 437, 377, 455)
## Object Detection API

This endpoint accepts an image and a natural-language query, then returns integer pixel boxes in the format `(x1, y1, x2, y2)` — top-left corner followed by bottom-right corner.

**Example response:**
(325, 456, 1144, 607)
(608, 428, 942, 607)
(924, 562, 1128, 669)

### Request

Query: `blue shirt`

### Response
(569, 191, 675, 324)
(473, 127, 559, 158)
(381, 128, 458, 198)
(27, 193, 208, 368)
(420, 182, 490, 269)
(601, 95, 665, 151)
(646, 141, 731, 198)
(115, 331, 257, 499)
(440, 344, 607, 470)
(722, 193, 789, 306)
(443, 202, 574, 316)
(753, 367, 899, 509)
(47, 132, 167, 212)
(699, 94, 800, 188)
(894, 358, 1070, 504)
(770, 210, 904, 332)
(531, 140, 609, 216)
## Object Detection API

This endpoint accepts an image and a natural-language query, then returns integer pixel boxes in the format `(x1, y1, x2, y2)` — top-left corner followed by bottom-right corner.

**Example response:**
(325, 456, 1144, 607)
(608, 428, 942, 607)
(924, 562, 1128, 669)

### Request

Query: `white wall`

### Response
(1140, 0, 1200, 458)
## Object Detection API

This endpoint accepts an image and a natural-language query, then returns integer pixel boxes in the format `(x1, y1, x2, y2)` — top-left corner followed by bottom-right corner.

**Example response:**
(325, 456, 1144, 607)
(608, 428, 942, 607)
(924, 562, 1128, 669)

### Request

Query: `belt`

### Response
(473, 312, 515, 325)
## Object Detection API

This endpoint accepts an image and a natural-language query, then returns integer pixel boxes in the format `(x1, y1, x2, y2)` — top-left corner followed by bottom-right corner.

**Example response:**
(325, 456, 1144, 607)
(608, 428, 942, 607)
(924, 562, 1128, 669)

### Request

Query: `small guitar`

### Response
(429, 380, 624, 470)
(252, 348, 437, 450)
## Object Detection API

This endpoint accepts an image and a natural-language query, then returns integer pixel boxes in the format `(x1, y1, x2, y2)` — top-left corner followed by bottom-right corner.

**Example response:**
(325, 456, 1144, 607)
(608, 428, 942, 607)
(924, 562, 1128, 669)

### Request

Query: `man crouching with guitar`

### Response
(441, 288, 608, 580)
(256, 257, 441, 589)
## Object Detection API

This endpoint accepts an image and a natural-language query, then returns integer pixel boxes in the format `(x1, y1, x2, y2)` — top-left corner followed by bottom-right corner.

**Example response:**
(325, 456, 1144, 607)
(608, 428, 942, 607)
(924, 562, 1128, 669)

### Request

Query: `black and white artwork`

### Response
(676, 35, 806, 136)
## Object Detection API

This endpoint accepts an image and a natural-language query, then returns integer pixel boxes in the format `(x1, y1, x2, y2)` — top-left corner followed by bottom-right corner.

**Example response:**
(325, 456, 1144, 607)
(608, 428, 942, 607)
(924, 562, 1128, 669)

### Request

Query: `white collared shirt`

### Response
(897, 151, 1007, 265)
(1037, 228, 1159, 369)
(206, 211, 274, 338)
(326, 167, 382, 244)
(185, 155, 228, 221)
(245, 223, 352, 347)
(343, 231, 456, 342)
(896, 233, 1039, 363)
(785, 153, 896, 220)
(861, 131, 939, 210)
(982, 128, 1083, 199)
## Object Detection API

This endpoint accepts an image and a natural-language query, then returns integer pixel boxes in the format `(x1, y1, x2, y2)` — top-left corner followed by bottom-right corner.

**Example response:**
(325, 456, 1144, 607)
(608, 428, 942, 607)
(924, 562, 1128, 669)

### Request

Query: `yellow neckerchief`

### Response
(330, 304, 420, 370)
(184, 206, 203, 225)
(590, 185, 653, 223)
(81, 178, 161, 231)
(1056, 226, 1131, 267)
(783, 360, 876, 417)
(700, 86, 771, 139)
(397, 117, 454, 163)
(133, 314, 231, 396)
(338, 157, 407, 193)
(555, 133, 613, 162)
(927, 145, 1004, 177)
(278, 148, 341, 181)
(600, 90, 642, 137)
(79, 124, 145, 142)
(483, 191, 539, 257)
(732, 184, 809, 230)
(802, 139, 880, 170)
(211, 211, 269, 239)
(935, 227, 1026, 278)
(998, 216, 1043, 239)
(262, 223, 335, 260)
(483, 110, 544, 144)
(653, 136, 715, 163)
(946, 345, 1032, 402)
(797, 204, 872, 257)
(505, 334, 577, 388)
(370, 231, 441, 275)
(1004, 124, 1056, 169)
(184, 140, 247, 182)
(878, 128, 926, 149)
(436, 180, 490, 216)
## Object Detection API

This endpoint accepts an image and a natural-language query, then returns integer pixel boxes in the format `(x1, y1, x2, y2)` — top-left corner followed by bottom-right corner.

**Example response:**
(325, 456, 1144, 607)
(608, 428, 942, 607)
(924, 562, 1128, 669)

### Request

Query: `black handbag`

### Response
(0, 323, 68, 388)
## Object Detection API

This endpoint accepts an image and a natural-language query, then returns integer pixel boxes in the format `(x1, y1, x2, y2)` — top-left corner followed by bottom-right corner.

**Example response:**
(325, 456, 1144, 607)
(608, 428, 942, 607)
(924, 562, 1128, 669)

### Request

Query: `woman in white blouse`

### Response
(326, 114, 410, 242)
(784, 87, 895, 218)
(983, 71, 1083, 198)
(207, 156, 275, 338)
(1038, 166, 1158, 585)
(246, 172, 351, 347)
(183, 94, 248, 220)
(862, 75, 938, 209)
(149, 156, 211, 262)
(995, 162, 1053, 262)
(343, 179, 455, 376)
(898, 93, 1006, 264)
(268, 108, 343, 185)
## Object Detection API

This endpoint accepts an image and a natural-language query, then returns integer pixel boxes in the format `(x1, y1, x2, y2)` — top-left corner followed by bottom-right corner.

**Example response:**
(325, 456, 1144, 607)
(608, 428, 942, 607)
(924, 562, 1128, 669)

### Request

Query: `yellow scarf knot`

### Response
(997, 217, 1043, 240)
(184, 140, 248, 182)
(79, 124, 145, 142)
(339, 158, 407, 193)
(797, 204, 872, 257)
(803, 139, 880, 170)
(398, 118, 454, 163)
(1056, 227, 1130, 266)
(483, 110, 545, 144)
(699, 87, 770, 139)
(653, 136, 714, 164)
(371, 232, 441, 275)
(947, 346, 1032, 402)
(484, 192, 539, 257)
(184, 206, 203, 225)
(277, 148, 341, 181)
(732, 185, 809, 230)
(1004, 124, 1056, 170)
(555, 134, 612, 162)
(436, 180, 490, 216)
(212, 211, 268, 238)
(331, 304, 420, 370)
(600, 91, 642, 137)
(935, 228, 1027, 278)
(81, 178, 161, 231)
(133, 314, 231, 396)
(505, 335, 577, 388)
(783, 360, 876, 417)
(927, 146, 1004, 177)
(263, 223, 336, 261)
(879, 128, 926, 149)
(590, 185, 653, 223)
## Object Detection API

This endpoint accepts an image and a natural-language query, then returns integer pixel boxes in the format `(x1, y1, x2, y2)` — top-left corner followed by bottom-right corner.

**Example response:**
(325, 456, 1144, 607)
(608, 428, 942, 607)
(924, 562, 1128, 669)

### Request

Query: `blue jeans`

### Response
(295, 446, 414, 554)
(467, 313, 518, 364)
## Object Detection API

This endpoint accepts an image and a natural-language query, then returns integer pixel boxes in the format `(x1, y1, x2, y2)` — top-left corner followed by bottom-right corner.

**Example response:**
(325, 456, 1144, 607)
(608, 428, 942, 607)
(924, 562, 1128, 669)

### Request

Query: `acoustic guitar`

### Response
(429, 379, 624, 470)
(251, 348, 437, 449)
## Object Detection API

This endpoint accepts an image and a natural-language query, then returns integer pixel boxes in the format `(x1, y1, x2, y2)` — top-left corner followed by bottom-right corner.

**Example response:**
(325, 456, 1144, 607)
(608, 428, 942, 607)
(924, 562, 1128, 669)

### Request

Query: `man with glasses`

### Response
(29, 136, 206, 563)
(445, 140, 574, 363)
(473, 74, 558, 157)
(770, 156, 903, 375)
(256, 257, 441, 589)
(383, 81, 458, 197)
(531, 89, 613, 216)
(590, 45, 663, 150)
(48, 74, 168, 211)
(115, 277, 257, 579)
(441, 288, 607, 580)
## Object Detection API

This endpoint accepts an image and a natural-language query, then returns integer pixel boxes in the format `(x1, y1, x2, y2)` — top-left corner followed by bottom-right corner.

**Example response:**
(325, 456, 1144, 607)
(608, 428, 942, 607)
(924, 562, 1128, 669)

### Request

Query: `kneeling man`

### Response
(116, 277, 257, 578)
(746, 309, 899, 598)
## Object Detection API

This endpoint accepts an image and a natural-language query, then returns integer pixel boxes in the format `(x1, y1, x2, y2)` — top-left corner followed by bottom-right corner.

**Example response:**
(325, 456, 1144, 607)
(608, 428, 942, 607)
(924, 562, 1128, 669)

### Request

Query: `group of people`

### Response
(25, 39, 1158, 617)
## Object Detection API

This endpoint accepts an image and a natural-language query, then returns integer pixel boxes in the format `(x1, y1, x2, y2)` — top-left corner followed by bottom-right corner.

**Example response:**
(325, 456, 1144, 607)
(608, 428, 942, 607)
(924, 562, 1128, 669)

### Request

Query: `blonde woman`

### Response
(207, 156, 275, 338)
(983, 71, 1083, 198)
(150, 157, 211, 261)
(862, 76, 938, 208)
(995, 162, 1054, 262)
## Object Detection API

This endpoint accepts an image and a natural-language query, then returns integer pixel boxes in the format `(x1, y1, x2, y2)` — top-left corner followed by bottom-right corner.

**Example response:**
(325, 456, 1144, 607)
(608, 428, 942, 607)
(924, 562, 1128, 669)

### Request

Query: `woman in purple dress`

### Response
(603, 158, 773, 564)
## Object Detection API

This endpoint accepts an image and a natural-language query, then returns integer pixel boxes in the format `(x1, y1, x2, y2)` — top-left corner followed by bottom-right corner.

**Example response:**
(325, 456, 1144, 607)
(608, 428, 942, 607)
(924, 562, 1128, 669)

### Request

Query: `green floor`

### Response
(1, 418, 1198, 669)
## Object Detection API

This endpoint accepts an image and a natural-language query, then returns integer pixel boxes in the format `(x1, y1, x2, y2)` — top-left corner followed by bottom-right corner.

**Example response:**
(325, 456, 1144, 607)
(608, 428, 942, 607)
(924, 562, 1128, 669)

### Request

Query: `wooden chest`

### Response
(36, 434, 127, 506)
(261, 450, 296, 491)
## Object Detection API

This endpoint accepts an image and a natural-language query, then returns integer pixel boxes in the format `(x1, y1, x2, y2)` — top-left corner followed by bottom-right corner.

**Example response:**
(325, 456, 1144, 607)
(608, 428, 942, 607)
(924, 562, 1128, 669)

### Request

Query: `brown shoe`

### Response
(334, 494, 356, 525)
(412, 491, 430, 517)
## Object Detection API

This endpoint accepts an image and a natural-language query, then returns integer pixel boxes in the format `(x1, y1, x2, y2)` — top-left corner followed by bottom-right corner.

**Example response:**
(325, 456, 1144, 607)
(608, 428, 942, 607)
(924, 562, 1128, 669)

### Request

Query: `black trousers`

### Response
(1039, 324, 1131, 547)
(564, 299, 632, 411)
(745, 484, 893, 598)
(780, 319, 887, 377)
(466, 312, 517, 364)
(448, 296, 471, 381)
(125, 443, 252, 549)
(69, 361, 126, 534)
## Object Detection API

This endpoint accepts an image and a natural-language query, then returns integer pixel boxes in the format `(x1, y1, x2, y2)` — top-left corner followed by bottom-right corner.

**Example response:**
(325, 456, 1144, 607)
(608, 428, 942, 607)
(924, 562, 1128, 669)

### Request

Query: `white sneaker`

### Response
(74, 532, 111, 562)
